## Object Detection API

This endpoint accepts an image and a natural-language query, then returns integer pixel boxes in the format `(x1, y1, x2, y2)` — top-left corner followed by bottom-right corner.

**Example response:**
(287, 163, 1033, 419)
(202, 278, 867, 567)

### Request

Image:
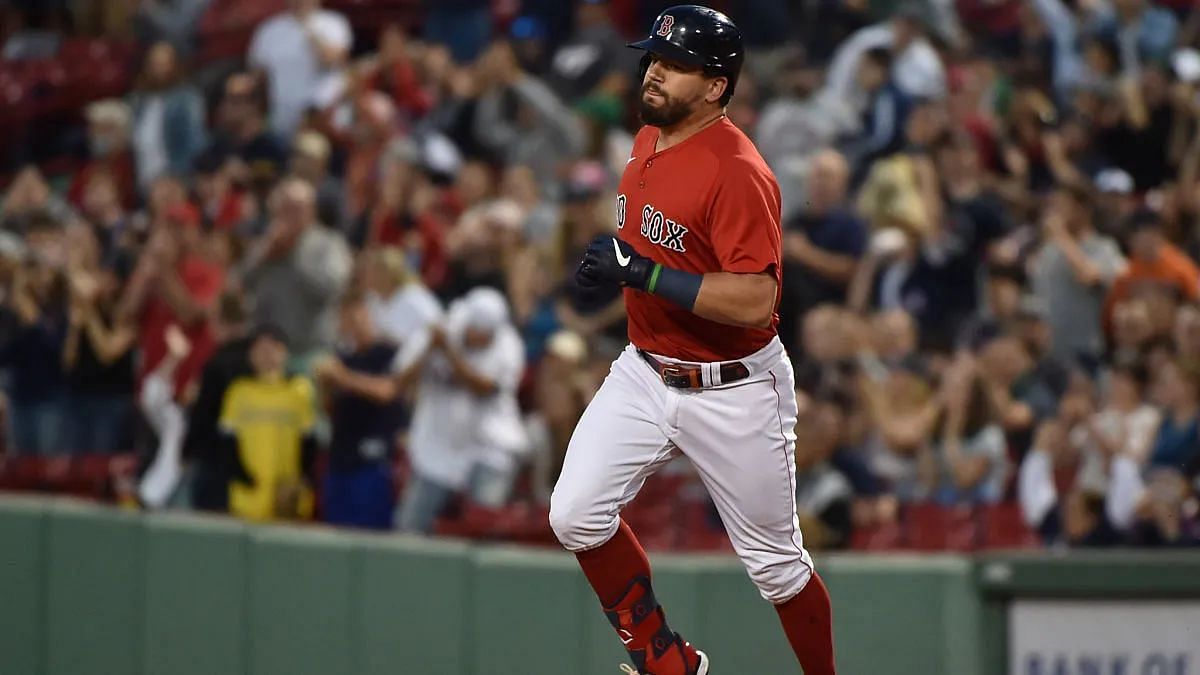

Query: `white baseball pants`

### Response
(550, 336, 815, 604)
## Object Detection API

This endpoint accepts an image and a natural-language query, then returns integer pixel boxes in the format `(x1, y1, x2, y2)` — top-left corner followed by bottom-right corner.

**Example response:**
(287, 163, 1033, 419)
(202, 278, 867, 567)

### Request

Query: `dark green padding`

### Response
(248, 527, 356, 675)
(354, 534, 473, 675)
(44, 500, 145, 675)
(142, 513, 251, 675)
(470, 547, 588, 675)
(0, 497, 47, 675)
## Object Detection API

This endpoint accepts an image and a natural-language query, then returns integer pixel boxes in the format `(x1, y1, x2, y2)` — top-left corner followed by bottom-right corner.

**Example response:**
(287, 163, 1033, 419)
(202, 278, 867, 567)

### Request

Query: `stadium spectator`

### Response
(1105, 210, 1200, 331)
(119, 203, 224, 403)
(206, 72, 290, 203)
(442, 198, 525, 300)
(238, 177, 352, 368)
(839, 47, 911, 171)
(1175, 303, 1200, 368)
(289, 131, 345, 232)
(394, 287, 527, 533)
(546, 0, 634, 104)
(129, 41, 208, 193)
(311, 293, 404, 530)
(858, 345, 941, 501)
(473, 40, 587, 192)
(68, 99, 138, 211)
(361, 137, 455, 288)
(499, 164, 559, 247)
(529, 330, 591, 501)
(822, 4, 947, 125)
(1147, 360, 1200, 471)
(780, 149, 867, 356)
(365, 24, 433, 123)
(248, 0, 352, 138)
(1098, 0, 1179, 68)
(182, 292, 254, 512)
(973, 323, 1063, 461)
(138, 323, 192, 508)
(0, 217, 69, 455)
(1029, 184, 1127, 369)
(218, 325, 317, 522)
(925, 356, 1009, 505)
(62, 223, 135, 454)
(794, 390, 855, 550)
(192, 152, 254, 233)
(1094, 168, 1139, 237)
(78, 171, 135, 265)
(1075, 360, 1161, 493)
(1, 167, 75, 236)
(360, 247, 442, 348)
(341, 92, 398, 226)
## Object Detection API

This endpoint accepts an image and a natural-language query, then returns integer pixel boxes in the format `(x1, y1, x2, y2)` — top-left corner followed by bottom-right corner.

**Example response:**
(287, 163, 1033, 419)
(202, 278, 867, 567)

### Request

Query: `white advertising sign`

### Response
(1010, 600, 1200, 675)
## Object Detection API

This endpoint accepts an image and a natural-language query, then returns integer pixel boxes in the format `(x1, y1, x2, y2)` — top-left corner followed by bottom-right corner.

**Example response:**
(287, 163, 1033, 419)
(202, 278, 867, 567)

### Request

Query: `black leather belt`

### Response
(638, 349, 750, 389)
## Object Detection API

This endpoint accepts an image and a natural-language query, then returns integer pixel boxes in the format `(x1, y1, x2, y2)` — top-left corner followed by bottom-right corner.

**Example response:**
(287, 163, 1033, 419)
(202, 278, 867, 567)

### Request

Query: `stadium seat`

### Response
(848, 520, 904, 552)
(0, 455, 46, 491)
(675, 497, 733, 552)
(978, 502, 1041, 550)
(196, 0, 287, 65)
(324, 0, 423, 35)
(904, 503, 978, 552)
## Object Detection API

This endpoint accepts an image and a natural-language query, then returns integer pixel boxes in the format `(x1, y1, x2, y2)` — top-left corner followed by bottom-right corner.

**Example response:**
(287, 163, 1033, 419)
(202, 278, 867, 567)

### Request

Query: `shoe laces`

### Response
(618, 666, 640, 674)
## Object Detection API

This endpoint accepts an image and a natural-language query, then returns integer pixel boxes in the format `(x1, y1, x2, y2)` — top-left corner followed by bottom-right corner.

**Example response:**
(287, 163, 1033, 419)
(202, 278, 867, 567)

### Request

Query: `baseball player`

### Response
(549, 6, 837, 674)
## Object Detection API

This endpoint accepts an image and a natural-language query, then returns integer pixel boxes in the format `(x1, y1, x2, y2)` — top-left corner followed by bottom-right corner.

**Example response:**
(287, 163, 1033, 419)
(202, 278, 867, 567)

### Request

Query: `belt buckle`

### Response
(660, 365, 685, 388)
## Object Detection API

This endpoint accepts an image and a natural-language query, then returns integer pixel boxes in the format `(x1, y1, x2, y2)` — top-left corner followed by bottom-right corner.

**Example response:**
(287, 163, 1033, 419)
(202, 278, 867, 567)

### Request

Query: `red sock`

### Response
(575, 520, 699, 674)
(774, 572, 837, 675)
(575, 519, 651, 605)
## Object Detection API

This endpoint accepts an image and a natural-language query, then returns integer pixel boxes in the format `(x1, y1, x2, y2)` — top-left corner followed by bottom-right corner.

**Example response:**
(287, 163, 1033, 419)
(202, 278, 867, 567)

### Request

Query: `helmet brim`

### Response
(627, 36, 708, 69)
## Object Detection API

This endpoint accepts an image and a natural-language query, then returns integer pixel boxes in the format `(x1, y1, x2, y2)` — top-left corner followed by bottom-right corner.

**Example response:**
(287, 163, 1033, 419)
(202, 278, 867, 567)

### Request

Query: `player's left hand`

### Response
(575, 235, 655, 291)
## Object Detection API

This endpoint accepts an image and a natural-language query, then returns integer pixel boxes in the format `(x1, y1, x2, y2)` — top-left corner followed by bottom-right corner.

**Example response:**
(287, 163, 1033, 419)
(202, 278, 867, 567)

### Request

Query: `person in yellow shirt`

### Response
(218, 324, 317, 521)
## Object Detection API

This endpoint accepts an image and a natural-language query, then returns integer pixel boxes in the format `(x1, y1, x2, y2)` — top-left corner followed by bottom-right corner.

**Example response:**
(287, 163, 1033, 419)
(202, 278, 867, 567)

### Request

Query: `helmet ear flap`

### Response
(638, 52, 652, 84)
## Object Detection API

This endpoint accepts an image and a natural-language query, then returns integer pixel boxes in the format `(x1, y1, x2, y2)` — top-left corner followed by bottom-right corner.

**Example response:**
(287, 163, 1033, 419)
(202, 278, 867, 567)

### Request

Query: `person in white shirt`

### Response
(248, 0, 352, 138)
(312, 286, 527, 533)
(1019, 364, 1160, 541)
(382, 287, 528, 533)
(361, 247, 442, 347)
(819, 8, 946, 136)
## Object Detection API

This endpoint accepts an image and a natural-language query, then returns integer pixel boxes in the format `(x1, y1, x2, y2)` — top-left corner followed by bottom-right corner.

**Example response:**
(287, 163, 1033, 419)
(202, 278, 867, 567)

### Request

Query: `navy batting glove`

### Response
(575, 235, 655, 291)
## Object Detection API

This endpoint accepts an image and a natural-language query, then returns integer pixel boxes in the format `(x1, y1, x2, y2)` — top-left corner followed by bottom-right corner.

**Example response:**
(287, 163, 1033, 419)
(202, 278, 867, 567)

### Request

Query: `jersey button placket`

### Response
(640, 160, 652, 188)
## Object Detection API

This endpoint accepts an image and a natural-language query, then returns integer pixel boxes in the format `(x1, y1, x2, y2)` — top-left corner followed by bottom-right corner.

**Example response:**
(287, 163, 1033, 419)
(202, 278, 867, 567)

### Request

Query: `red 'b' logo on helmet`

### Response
(657, 15, 674, 36)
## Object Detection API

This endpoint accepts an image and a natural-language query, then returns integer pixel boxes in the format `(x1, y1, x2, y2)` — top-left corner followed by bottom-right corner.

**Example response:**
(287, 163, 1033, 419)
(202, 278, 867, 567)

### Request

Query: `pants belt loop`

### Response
(710, 362, 723, 387)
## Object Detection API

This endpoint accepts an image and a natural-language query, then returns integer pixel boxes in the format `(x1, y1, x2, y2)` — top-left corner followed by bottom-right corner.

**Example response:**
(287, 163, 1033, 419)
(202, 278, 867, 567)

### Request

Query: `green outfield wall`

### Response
(2, 496, 1197, 675)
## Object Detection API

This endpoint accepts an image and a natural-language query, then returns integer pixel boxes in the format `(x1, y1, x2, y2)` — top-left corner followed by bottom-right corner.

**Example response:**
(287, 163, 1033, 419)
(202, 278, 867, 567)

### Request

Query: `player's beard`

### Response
(638, 85, 695, 128)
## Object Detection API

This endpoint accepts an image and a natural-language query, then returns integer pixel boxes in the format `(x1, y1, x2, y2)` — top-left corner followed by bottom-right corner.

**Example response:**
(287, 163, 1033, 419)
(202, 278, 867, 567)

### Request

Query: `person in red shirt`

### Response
(1105, 209, 1200, 333)
(119, 203, 225, 404)
(366, 24, 433, 121)
(548, 7, 836, 675)
(366, 139, 452, 290)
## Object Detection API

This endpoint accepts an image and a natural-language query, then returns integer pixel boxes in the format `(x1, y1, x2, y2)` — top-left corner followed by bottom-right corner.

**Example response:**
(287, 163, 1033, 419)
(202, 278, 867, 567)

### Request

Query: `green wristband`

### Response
(646, 263, 664, 293)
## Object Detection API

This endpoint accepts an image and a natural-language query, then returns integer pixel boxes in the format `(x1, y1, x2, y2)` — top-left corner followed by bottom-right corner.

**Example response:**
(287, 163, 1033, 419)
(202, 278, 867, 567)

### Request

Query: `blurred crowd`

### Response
(0, 0, 1198, 549)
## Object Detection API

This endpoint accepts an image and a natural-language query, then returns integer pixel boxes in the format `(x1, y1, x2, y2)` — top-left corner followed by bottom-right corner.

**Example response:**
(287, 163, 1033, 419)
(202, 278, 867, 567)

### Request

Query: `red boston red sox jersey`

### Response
(617, 116, 782, 362)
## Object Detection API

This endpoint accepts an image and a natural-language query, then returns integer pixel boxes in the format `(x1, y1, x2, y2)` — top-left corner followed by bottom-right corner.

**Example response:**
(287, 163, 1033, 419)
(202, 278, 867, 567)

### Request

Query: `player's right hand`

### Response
(575, 235, 654, 290)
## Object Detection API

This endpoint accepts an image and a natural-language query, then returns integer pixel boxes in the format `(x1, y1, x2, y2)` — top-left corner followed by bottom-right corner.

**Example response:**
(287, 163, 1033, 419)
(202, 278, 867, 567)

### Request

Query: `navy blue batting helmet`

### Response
(627, 5, 744, 105)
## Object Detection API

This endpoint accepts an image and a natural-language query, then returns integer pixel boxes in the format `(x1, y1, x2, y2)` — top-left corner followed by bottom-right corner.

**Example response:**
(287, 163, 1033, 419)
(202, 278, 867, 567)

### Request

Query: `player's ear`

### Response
(705, 75, 728, 104)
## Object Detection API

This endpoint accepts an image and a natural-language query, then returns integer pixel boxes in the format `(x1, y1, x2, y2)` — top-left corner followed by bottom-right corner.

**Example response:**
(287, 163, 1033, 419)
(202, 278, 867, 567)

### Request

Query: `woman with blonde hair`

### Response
(360, 246, 442, 348)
